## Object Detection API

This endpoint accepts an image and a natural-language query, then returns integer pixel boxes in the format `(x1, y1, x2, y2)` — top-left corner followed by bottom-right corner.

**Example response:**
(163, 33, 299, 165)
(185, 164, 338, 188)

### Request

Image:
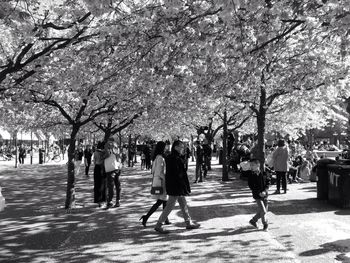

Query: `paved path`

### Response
(0, 160, 350, 262)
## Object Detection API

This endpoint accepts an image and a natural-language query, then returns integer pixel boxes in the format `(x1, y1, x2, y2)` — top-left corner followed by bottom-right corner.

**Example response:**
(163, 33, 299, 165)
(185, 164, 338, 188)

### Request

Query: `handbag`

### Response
(151, 186, 163, 195)
(104, 154, 121, 173)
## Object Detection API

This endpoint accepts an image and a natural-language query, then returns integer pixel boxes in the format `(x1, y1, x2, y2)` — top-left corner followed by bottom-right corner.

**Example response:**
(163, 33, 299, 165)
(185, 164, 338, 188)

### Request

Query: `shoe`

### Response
(193, 180, 198, 184)
(107, 202, 113, 207)
(164, 219, 171, 225)
(274, 190, 281, 194)
(198, 180, 203, 183)
(154, 226, 170, 234)
(283, 189, 287, 194)
(114, 201, 120, 207)
(186, 222, 200, 230)
(263, 223, 268, 231)
(249, 219, 258, 229)
(139, 215, 147, 227)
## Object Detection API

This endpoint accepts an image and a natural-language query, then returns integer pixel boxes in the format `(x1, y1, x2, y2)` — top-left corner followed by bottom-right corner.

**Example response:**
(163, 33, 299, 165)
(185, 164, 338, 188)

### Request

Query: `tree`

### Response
(0, 1, 94, 93)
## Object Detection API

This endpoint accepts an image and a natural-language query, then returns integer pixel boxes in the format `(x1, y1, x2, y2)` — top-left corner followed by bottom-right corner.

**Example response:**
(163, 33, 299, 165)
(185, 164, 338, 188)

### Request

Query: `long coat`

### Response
(165, 152, 191, 196)
(272, 146, 289, 172)
(151, 154, 167, 201)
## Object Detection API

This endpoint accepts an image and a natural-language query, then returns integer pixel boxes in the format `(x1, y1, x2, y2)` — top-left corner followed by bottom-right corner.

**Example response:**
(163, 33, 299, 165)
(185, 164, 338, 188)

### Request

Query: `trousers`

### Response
(157, 195, 191, 225)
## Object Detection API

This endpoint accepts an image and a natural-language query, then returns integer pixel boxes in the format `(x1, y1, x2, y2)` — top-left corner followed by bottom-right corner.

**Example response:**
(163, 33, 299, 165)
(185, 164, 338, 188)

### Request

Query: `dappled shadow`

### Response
(268, 198, 340, 215)
(1, 161, 348, 262)
(300, 239, 350, 262)
(0, 163, 288, 262)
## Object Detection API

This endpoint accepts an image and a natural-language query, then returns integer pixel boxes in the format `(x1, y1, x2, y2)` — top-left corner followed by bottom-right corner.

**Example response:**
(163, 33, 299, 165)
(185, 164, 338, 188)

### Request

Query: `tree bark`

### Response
(256, 86, 267, 171)
(222, 110, 229, 181)
(346, 96, 350, 148)
(128, 134, 132, 167)
(65, 126, 79, 209)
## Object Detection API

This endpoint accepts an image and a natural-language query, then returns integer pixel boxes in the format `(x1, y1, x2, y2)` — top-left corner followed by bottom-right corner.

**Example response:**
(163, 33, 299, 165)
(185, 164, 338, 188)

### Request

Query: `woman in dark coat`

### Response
(154, 140, 200, 234)
(93, 141, 106, 207)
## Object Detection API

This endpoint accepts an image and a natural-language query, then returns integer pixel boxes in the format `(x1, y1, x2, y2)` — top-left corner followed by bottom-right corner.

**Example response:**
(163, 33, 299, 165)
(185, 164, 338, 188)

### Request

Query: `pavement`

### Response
(0, 158, 350, 263)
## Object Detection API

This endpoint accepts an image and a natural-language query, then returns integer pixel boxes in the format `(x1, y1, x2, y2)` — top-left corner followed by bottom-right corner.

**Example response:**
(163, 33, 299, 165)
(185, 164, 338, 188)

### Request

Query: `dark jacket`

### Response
(248, 171, 270, 200)
(165, 152, 191, 196)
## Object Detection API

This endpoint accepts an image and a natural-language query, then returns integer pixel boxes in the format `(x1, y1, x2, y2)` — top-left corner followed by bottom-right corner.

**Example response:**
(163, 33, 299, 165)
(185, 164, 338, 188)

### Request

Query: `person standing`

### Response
(272, 139, 289, 194)
(93, 142, 106, 207)
(154, 140, 200, 234)
(202, 139, 212, 172)
(194, 141, 204, 183)
(248, 159, 270, 231)
(74, 144, 84, 176)
(144, 144, 151, 170)
(139, 141, 170, 227)
(84, 145, 93, 178)
(18, 144, 26, 165)
(104, 138, 122, 208)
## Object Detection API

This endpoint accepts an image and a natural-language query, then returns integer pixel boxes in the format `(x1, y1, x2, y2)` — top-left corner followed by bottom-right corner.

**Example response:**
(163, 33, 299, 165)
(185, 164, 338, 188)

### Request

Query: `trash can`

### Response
(327, 164, 350, 208)
(316, 158, 337, 200)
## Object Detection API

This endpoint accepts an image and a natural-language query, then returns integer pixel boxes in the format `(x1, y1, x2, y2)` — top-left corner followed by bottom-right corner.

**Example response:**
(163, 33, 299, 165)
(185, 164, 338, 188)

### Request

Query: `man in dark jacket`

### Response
(248, 159, 270, 231)
(154, 140, 200, 234)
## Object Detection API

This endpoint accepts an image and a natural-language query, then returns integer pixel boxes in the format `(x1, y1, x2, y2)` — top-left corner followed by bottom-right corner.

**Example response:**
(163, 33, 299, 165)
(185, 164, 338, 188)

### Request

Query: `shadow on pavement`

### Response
(1, 162, 347, 262)
(299, 238, 350, 262)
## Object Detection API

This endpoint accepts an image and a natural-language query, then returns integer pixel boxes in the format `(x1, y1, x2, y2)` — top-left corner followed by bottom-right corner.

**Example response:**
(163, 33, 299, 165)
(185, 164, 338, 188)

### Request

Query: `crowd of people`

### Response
(3, 135, 348, 234)
(76, 138, 200, 234)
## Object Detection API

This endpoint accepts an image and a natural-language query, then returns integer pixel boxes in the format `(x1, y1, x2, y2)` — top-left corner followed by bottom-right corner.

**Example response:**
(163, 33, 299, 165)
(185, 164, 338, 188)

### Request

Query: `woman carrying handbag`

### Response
(140, 141, 170, 227)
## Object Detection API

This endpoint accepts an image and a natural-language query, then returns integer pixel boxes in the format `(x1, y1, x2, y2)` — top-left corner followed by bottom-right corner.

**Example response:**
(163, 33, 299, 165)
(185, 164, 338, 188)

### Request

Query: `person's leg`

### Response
(140, 199, 163, 227)
(195, 162, 200, 182)
(155, 195, 177, 231)
(251, 199, 267, 224)
(114, 171, 121, 206)
(93, 166, 100, 203)
(177, 196, 191, 223)
(198, 163, 203, 182)
(178, 196, 200, 229)
(203, 162, 207, 178)
(145, 199, 163, 219)
(262, 199, 268, 225)
(75, 160, 82, 176)
(282, 172, 287, 193)
(162, 200, 171, 224)
(85, 161, 90, 177)
(275, 172, 281, 193)
(106, 172, 114, 206)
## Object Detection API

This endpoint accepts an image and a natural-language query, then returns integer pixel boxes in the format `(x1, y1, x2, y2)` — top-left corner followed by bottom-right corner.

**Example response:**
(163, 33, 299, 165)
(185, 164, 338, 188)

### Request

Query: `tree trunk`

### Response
(346, 96, 350, 148)
(65, 127, 79, 209)
(14, 131, 18, 168)
(256, 86, 267, 171)
(191, 134, 195, 162)
(128, 134, 132, 167)
(222, 110, 229, 181)
(134, 136, 138, 163)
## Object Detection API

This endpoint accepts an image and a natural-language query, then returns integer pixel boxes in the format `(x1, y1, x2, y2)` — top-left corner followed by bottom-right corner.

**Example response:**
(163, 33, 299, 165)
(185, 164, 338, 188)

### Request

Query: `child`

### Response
(248, 159, 270, 231)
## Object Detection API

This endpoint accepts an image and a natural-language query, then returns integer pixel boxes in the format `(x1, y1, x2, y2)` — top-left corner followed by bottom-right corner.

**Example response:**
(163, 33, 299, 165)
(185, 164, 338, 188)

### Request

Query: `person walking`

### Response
(139, 141, 170, 227)
(272, 139, 289, 194)
(84, 145, 93, 178)
(154, 140, 200, 234)
(93, 141, 106, 207)
(104, 138, 122, 208)
(248, 159, 270, 231)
